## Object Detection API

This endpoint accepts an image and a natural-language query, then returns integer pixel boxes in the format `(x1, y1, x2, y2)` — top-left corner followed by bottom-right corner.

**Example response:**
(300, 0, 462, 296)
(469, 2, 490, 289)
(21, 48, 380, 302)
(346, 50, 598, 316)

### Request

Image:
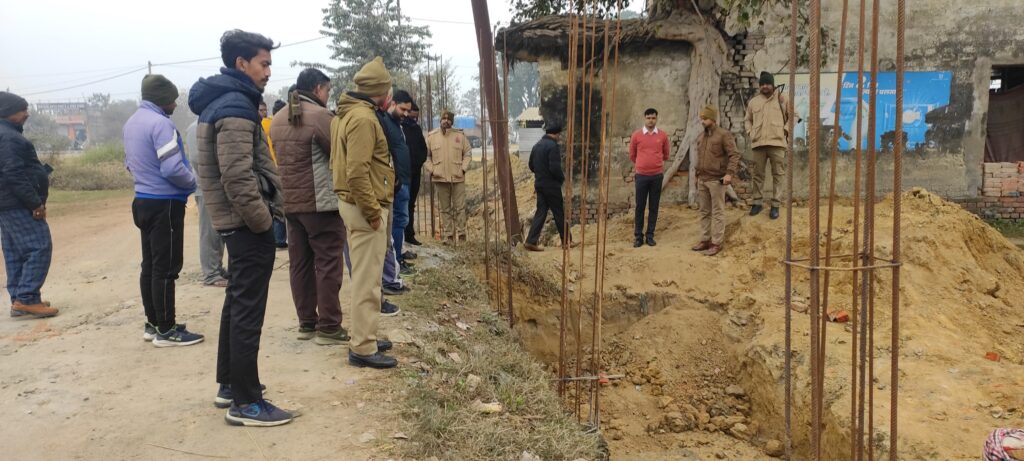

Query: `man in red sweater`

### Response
(628, 108, 671, 247)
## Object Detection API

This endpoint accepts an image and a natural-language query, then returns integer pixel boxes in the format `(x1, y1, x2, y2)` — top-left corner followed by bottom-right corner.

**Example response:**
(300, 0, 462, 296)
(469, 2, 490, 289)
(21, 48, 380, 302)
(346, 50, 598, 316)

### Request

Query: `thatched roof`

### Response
(495, 15, 658, 63)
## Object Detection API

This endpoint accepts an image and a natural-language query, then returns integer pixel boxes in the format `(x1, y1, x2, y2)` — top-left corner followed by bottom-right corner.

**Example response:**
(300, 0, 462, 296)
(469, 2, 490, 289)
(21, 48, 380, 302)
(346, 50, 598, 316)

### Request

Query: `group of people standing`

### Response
(524, 71, 789, 256)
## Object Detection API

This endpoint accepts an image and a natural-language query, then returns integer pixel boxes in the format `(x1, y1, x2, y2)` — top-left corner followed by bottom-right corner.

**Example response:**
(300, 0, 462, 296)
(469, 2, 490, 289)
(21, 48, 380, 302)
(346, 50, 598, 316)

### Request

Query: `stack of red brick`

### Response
(958, 162, 1024, 219)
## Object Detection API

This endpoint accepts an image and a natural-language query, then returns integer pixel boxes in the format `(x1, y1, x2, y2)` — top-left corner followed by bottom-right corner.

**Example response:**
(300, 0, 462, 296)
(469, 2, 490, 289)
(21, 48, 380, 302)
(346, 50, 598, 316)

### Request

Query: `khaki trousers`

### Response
(698, 179, 727, 246)
(338, 200, 389, 356)
(434, 182, 466, 239)
(751, 145, 786, 207)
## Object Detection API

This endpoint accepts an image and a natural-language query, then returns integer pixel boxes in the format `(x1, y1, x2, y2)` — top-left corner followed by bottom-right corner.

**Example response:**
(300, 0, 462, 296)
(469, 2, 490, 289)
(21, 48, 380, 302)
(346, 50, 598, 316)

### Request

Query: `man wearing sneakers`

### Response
(124, 74, 204, 347)
(189, 29, 292, 426)
(0, 91, 59, 320)
(331, 57, 399, 369)
(268, 68, 349, 346)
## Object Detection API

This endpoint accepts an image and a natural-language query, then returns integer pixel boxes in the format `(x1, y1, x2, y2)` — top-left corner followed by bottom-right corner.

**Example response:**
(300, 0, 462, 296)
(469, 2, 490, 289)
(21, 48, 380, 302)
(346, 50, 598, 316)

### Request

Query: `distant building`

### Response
(515, 107, 544, 162)
(35, 102, 89, 149)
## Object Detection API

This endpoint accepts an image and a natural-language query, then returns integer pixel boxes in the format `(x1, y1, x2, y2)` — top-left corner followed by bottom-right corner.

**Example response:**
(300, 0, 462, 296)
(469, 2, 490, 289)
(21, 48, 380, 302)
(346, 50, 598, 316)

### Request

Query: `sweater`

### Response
(628, 127, 670, 176)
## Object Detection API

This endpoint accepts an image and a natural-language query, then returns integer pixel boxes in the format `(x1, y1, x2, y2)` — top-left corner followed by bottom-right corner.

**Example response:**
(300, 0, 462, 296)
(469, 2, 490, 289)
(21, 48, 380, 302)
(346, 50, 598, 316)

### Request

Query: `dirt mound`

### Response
(495, 188, 1024, 459)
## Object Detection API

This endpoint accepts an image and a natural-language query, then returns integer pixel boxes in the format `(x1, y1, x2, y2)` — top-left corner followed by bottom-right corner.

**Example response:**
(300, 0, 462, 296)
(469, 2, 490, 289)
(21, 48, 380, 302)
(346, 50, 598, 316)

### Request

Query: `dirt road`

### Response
(0, 192, 407, 460)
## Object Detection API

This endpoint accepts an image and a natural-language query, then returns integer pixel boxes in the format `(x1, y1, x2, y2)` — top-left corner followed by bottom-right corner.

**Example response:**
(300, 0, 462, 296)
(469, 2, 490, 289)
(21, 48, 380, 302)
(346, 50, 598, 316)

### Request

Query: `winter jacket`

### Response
(696, 125, 741, 181)
(402, 118, 428, 173)
(745, 92, 791, 149)
(331, 92, 394, 223)
(377, 110, 410, 187)
(184, 121, 202, 198)
(269, 93, 337, 214)
(425, 128, 471, 183)
(188, 68, 284, 233)
(628, 127, 671, 176)
(123, 100, 196, 201)
(529, 135, 564, 189)
(0, 119, 49, 211)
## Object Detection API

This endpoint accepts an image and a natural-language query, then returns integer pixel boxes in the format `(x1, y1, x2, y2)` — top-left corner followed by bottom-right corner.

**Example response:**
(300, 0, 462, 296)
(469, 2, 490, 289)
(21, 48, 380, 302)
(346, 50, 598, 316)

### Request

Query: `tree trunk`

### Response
(653, 12, 729, 206)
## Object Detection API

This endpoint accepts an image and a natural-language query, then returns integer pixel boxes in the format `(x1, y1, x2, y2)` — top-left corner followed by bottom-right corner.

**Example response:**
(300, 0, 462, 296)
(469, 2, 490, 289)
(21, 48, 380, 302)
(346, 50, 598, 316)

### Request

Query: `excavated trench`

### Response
(478, 257, 860, 460)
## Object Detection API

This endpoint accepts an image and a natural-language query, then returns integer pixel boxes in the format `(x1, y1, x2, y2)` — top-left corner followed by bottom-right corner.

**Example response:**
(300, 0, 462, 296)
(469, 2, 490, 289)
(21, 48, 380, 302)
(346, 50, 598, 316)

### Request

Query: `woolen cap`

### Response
(759, 71, 775, 86)
(141, 74, 179, 107)
(0, 91, 29, 118)
(700, 104, 718, 121)
(353, 57, 393, 97)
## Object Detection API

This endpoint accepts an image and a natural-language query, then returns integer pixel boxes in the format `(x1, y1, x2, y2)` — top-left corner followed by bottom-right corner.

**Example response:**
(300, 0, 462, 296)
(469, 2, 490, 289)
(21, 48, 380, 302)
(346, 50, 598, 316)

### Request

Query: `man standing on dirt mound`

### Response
(426, 110, 471, 243)
(189, 29, 293, 427)
(123, 74, 204, 347)
(269, 68, 349, 346)
(745, 71, 790, 220)
(0, 91, 59, 319)
(628, 108, 671, 248)
(691, 105, 740, 257)
(524, 122, 574, 252)
(331, 57, 399, 369)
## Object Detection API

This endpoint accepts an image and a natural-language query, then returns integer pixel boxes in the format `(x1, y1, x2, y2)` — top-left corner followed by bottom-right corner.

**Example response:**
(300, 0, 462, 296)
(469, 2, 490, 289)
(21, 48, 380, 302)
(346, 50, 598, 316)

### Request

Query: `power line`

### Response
(20, 66, 148, 97)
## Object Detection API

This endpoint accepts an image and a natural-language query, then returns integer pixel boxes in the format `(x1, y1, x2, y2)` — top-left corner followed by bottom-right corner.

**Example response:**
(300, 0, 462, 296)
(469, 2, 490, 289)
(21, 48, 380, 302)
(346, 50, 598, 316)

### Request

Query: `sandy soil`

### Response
(0, 192, 422, 460)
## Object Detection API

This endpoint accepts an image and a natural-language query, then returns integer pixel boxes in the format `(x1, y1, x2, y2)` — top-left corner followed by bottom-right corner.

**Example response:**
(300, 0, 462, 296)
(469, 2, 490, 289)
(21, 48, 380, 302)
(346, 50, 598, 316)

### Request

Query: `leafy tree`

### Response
(500, 60, 540, 122)
(510, 0, 629, 22)
(428, 57, 461, 116)
(302, 0, 432, 94)
(459, 87, 481, 119)
(88, 99, 137, 145)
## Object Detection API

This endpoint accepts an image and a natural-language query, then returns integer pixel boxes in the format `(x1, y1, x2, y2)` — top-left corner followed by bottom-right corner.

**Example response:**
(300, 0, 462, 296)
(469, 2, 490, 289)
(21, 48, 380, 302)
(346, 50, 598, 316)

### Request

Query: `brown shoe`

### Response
(691, 241, 712, 252)
(524, 242, 544, 252)
(11, 301, 59, 318)
(702, 244, 723, 256)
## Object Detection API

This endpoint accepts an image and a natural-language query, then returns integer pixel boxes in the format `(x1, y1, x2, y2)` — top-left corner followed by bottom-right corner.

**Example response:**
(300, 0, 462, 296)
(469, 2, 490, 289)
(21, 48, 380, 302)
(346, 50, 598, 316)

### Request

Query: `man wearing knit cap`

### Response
(692, 104, 740, 257)
(331, 56, 399, 369)
(745, 71, 791, 220)
(524, 121, 573, 251)
(0, 91, 59, 319)
(426, 110, 472, 242)
(124, 74, 204, 346)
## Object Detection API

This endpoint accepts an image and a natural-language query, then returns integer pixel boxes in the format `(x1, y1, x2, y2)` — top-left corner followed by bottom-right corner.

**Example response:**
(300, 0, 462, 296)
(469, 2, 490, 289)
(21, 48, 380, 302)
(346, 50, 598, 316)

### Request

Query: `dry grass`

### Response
(395, 255, 599, 461)
(46, 143, 133, 191)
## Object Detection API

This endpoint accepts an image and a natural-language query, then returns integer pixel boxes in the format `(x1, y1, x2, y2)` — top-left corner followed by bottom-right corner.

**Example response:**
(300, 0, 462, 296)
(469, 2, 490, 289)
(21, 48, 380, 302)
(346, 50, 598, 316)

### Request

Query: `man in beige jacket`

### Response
(745, 71, 791, 220)
(426, 111, 472, 242)
(331, 57, 397, 369)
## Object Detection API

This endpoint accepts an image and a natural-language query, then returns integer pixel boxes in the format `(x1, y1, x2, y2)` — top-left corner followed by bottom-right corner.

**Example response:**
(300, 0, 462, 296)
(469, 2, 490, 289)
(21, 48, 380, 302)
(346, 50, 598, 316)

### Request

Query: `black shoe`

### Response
(749, 204, 763, 216)
(402, 251, 418, 260)
(382, 285, 410, 296)
(348, 351, 398, 369)
(633, 238, 643, 248)
(406, 236, 422, 246)
(769, 207, 780, 220)
(380, 300, 401, 316)
(399, 260, 416, 275)
(377, 339, 393, 352)
(646, 236, 657, 246)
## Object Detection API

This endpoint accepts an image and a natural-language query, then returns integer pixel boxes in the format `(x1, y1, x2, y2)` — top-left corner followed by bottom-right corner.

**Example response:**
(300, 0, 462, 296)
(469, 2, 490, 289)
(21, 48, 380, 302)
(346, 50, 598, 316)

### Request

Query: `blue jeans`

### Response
(391, 184, 410, 260)
(273, 218, 287, 246)
(0, 208, 53, 305)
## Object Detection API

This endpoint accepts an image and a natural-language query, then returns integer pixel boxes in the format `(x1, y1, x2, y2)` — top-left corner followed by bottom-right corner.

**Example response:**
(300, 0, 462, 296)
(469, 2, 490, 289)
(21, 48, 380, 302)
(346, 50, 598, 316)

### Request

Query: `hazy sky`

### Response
(0, 0, 526, 104)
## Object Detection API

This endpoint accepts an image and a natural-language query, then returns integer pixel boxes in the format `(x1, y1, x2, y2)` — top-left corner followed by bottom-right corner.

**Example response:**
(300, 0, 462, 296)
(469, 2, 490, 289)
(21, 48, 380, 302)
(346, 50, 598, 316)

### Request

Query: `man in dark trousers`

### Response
(628, 108, 670, 248)
(524, 122, 573, 251)
(189, 29, 292, 427)
(123, 74, 203, 347)
(0, 91, 59, 319)
(401, 102, 427, 248)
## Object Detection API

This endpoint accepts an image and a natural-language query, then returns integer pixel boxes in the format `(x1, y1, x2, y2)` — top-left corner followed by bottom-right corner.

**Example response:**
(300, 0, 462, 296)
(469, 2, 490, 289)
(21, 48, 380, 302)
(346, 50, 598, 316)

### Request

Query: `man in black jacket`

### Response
(0, 91, 59, 318)
(401, 102, 427, 246)
(524, 122, 574, 251)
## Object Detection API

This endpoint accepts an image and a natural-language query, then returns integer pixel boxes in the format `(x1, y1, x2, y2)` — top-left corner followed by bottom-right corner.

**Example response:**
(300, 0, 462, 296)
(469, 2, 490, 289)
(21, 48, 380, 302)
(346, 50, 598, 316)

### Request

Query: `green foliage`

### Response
(305, 0, 432, 94)
(510, 0, 630, 23)
(501, 60, 540, 122)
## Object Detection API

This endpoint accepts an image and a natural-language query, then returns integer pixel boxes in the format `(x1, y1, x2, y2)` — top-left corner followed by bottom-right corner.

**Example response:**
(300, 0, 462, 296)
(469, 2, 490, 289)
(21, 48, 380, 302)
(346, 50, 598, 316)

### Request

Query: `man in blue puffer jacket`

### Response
(123, 74, 204, 348)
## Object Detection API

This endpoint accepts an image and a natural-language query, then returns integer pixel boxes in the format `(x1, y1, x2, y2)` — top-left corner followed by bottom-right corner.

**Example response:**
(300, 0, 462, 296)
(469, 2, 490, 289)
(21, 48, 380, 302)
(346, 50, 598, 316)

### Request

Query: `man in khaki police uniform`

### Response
(425, 111, 471, 242)
(745, 71, 791, 220)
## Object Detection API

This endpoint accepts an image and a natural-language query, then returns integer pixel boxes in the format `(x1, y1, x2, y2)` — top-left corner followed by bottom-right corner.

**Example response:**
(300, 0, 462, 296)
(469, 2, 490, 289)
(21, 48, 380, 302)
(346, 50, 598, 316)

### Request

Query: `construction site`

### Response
(3, 0, 1024, 460)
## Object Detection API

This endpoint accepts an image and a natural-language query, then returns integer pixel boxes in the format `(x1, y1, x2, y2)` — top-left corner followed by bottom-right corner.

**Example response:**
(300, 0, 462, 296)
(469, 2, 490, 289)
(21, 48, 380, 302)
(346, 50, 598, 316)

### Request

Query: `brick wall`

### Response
(569, 202, 631, 225)
(954, 162, 1024, 219)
